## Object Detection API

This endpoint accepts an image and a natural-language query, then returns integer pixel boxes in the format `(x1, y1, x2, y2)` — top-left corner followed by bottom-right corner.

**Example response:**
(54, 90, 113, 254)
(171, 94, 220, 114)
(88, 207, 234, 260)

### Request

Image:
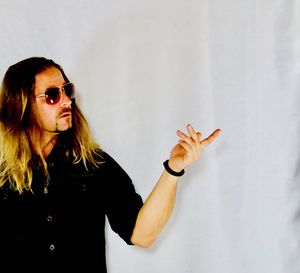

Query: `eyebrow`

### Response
(35, 82, 68, 96)
(42, 82, 68, 90)
(47, 82, 68, 88)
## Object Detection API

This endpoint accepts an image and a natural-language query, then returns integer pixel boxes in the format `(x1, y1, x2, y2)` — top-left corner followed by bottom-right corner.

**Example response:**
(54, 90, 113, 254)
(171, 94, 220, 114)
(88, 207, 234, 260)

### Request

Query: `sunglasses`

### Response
(35, 82, 75, 105)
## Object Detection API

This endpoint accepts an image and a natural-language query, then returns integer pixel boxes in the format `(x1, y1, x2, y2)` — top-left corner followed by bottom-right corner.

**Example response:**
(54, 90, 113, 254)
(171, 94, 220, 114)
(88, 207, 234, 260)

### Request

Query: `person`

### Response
(0, 56, 221, 272)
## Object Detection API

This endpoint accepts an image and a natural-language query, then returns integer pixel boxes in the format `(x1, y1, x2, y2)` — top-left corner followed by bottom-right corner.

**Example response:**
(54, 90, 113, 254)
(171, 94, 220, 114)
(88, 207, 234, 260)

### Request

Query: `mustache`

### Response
(58, 108, 72, 116)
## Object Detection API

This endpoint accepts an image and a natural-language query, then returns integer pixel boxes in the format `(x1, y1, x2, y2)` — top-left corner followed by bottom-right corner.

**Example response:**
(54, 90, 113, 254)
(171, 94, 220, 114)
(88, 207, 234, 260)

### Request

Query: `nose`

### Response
(60, 90, 72, 108)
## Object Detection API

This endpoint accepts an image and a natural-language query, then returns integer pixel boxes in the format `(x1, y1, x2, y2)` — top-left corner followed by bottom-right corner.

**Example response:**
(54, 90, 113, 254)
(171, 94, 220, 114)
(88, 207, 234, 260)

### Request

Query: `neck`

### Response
(41, 134, 58, 158)
(30, 129, 59, 158)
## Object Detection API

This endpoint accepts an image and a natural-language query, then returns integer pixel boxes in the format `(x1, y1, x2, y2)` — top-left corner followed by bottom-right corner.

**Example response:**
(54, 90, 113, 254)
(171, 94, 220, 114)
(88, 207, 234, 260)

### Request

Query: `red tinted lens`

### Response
(45, 88, 61, 105)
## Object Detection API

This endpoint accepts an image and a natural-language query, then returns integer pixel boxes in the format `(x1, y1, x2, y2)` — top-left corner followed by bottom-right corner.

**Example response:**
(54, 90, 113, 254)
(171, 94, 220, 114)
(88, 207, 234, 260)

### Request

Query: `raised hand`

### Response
(168, 124, 221, 172)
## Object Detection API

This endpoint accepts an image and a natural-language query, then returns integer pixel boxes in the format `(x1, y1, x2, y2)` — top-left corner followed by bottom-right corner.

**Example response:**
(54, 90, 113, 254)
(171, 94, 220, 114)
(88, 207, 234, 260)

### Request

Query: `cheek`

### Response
(35, 104, 57, 126)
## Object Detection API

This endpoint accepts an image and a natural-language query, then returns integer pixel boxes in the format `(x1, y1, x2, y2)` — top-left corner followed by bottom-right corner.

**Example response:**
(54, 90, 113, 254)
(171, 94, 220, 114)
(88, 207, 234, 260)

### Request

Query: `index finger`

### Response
(200, 128, 221, 148)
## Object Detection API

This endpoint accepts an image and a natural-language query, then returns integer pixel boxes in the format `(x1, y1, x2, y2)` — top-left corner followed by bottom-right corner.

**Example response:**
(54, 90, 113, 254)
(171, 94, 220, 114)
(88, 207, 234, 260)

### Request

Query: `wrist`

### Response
(167, 159, 183, 173)
(163, 160, 185, 177)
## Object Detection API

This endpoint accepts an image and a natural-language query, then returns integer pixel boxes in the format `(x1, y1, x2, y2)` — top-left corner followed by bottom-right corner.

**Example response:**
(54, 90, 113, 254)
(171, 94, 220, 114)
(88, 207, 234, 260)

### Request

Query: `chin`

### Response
(58, 123, 72, 132)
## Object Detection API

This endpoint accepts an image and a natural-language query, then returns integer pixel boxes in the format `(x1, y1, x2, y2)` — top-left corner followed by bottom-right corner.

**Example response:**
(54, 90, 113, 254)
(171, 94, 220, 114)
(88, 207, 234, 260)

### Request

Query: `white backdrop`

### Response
(1, 1, 299, 273)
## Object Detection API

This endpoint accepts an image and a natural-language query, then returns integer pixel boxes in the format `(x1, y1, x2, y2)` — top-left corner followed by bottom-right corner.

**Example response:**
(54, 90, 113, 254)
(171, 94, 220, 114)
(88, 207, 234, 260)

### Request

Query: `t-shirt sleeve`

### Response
(101, 152, 143, 245)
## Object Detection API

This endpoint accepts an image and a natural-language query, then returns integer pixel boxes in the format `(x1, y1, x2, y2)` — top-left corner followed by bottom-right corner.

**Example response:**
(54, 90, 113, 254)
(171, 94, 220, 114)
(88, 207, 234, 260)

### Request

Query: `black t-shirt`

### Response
(0, 147, 143, 272)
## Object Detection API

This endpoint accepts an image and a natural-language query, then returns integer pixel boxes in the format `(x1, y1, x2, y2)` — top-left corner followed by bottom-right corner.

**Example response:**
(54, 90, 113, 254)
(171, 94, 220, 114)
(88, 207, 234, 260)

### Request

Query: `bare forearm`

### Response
(130, 125, 221, 248)
(130, 170, 178, 248)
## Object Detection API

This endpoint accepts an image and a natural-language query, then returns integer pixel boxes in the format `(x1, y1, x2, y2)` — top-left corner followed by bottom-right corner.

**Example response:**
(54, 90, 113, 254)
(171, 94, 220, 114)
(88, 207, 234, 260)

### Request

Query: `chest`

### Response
(0, 169, 106, 236)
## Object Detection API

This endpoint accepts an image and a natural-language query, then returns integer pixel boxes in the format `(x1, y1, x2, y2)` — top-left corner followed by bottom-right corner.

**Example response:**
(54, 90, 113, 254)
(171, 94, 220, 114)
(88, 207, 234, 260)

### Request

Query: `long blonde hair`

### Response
(0, 57, 102, 193)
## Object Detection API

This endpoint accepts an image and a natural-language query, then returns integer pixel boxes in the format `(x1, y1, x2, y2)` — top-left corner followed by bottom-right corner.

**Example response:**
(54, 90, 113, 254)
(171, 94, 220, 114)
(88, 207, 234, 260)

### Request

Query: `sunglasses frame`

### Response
(35, 82, 75, 105)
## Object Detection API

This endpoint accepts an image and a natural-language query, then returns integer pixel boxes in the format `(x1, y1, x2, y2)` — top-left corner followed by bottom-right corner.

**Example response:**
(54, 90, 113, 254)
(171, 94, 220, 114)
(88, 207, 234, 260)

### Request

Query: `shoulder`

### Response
(97, 150, 129, 177)
(65, 149, 128, 178)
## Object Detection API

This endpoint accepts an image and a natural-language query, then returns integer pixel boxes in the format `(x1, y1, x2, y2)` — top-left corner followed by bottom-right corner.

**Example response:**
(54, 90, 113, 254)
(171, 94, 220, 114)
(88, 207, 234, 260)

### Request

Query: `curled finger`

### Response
(177, 130, 194, 146)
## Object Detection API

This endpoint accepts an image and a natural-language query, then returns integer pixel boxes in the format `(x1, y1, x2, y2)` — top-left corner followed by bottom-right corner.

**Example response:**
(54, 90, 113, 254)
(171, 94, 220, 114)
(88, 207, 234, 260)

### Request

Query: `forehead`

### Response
(34, 67, 65, 92)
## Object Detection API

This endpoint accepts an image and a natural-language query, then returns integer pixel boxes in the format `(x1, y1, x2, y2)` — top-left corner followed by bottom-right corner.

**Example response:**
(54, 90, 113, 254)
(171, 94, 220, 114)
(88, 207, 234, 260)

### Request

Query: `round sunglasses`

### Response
(35, 82, 75, 105)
